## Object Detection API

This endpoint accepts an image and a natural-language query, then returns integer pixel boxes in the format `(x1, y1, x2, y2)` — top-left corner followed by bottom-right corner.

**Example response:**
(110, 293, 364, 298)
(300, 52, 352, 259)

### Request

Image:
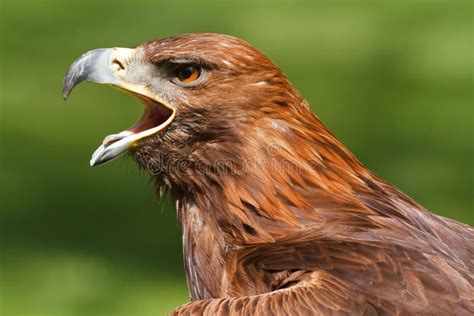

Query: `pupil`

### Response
(182, 67, 193, 78)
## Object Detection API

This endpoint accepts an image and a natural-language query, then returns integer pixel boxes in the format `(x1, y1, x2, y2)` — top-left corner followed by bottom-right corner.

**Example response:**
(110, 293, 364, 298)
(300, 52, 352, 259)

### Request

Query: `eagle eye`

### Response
(174, 64, 201, 83)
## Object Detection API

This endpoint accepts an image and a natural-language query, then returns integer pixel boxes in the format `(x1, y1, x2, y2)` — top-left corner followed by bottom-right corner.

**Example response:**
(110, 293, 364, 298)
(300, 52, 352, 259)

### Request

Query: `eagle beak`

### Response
(63, 48, 175, 167)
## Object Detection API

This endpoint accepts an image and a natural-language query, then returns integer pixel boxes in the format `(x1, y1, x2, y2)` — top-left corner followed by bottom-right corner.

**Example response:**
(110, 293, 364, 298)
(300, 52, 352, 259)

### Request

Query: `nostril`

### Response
(112, 59, 126, 75)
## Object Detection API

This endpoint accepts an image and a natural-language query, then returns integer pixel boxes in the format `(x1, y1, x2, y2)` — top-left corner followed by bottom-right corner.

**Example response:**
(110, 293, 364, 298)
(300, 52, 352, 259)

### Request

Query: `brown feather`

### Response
(129, 34, 474, 315)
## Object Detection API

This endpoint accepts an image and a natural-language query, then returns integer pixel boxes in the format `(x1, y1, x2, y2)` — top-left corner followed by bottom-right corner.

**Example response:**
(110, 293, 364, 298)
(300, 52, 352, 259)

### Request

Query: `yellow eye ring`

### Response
(175, 64, 201, 83)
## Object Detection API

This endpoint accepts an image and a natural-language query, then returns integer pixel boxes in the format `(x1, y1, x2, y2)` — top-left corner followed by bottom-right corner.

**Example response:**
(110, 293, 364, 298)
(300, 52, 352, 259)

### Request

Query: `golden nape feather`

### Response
(63, 33, 474, 315)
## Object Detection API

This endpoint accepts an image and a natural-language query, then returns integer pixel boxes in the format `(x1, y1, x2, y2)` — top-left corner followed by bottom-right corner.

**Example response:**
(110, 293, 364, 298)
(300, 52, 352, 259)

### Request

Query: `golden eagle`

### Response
(63, 33, 473, 315)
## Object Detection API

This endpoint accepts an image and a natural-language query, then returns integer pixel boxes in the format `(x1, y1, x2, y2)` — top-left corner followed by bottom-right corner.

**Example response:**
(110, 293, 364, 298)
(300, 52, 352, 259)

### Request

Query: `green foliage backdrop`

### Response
(1, 1, 472, 315)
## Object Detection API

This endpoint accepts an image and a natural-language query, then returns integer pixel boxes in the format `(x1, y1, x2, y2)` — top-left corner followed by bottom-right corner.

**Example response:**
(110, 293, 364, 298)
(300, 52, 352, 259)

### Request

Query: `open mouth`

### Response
(102, 93, 174, 147)
(90, 92, 176, 167)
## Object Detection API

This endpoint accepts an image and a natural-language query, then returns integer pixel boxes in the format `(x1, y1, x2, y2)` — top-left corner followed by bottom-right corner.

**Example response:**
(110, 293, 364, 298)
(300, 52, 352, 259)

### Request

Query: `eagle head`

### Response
(63, 34, 304, 183)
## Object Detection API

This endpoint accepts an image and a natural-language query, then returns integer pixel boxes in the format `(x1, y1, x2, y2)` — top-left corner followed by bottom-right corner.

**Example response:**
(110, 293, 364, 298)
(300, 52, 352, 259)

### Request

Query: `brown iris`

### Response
(175, 64, 201, 83)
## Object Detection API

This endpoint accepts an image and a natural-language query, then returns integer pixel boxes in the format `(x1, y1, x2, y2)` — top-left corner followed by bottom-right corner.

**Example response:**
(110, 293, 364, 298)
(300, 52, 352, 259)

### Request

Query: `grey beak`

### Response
(62, 47, 137, 167)
(62, 48, 120, 100)
(62, 47, 175, 168)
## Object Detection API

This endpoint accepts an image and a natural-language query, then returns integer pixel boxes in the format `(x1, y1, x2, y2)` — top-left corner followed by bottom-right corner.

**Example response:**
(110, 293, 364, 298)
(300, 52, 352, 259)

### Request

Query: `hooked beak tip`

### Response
(62, 90, 70, 101)
(62, 67, 79, 100)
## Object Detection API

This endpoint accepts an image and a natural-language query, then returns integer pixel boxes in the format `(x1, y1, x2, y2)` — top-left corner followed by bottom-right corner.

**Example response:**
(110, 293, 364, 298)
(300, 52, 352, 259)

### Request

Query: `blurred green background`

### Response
(1, 0, 472, 315)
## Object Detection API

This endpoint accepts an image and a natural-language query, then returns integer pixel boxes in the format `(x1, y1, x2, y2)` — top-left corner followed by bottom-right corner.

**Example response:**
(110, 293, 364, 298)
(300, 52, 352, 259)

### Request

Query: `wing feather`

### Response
(172, 229, 473, 315)
(171, 271, 373, 315)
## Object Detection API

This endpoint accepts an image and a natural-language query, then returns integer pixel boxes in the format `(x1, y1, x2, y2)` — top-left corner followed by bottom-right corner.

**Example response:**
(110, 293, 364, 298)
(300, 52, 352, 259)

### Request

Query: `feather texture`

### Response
(128, 34, 474, 315)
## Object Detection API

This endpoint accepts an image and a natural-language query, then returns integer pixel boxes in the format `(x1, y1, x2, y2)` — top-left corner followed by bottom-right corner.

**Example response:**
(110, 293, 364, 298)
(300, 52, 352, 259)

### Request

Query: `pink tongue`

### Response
(127, 104, 172, 134)
(102, 131, 135, 146)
